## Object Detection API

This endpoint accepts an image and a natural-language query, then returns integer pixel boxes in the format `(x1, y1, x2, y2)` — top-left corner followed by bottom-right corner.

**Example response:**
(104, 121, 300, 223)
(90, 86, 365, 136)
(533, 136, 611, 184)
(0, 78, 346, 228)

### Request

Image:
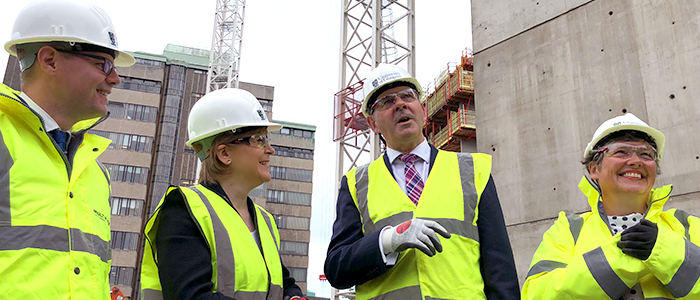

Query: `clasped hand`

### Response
(381, 219, 451, 257)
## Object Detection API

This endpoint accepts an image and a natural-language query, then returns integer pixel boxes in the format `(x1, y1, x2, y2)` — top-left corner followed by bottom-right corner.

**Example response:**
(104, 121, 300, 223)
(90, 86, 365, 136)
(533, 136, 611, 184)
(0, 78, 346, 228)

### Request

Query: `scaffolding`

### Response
(423, 48, 476, 152)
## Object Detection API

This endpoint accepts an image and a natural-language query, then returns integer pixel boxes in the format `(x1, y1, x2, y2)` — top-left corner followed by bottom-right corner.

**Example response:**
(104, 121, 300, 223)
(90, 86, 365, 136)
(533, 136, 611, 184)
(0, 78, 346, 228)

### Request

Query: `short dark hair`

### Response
(366, 81, 418, 115)
(581, 130, 661, 174)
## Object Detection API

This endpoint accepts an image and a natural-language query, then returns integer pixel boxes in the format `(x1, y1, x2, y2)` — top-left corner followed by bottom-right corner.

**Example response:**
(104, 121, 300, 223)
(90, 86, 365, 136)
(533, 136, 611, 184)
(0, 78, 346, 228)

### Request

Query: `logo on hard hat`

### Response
(257, 110, 266, 121)
(372, 79, 379, 88)
(108, 32, 117, 46)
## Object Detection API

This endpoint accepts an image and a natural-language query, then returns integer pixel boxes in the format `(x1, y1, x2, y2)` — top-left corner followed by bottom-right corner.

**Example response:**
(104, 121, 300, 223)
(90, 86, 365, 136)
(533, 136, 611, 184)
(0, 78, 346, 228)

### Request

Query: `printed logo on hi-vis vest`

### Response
(94, 209, 110, 226)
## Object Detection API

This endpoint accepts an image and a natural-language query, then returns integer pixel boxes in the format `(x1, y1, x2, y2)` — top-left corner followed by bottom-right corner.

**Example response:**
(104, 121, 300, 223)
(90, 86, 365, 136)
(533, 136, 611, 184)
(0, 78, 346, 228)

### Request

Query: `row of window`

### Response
(92, 130, 154, 153)
(272, 146, 314, 160)
(273, 215, 310, 231)
(107, 102, 158, 123)
(111, 231, 139, 251)
(134, 58, 164, 67)
(267, 189, 312, 206)
(273, 128, 314, 139)
(110, 197, 144, 217)
(116, 76, 162, 94)
(110, 266, 134, 287)
(269, 166, 313, 183)
(288, 267, 307, 283)
(280, 241, 308, 256)
(103, 163, 149, 184)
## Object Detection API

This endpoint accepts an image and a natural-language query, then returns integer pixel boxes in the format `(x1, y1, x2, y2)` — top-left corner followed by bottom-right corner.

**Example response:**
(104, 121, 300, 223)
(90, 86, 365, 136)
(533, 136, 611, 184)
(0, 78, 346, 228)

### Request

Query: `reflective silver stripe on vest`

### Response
(141, 289, 163, 300)
(0, 225, 110, 262)
(583, 247, 628, 299)
(354, 154, 479, 242)
(646, 298, 673, 300)
(258, 207, 279, 250)
(233, 288, 283, 300)
(566, 213, 584, 244)
(70, 227, 111, 262)
(190, 187, 236, 298)
(526, 260, 568, 278)
(0, 130, 12, 225)
(665, 239, 700, 298)
(367, 285, 422, 300)
(674, 209, 691, 240)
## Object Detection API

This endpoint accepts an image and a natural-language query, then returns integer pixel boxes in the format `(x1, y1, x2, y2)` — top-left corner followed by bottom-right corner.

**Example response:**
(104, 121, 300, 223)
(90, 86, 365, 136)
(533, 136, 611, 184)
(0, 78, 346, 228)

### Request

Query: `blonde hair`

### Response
(195, 127, 265, 184)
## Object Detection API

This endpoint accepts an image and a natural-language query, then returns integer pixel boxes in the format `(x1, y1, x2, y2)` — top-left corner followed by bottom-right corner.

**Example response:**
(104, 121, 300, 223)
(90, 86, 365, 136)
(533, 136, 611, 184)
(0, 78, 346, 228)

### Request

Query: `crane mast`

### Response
(332, 1, 416, 298)
(207, 0, 246, 92)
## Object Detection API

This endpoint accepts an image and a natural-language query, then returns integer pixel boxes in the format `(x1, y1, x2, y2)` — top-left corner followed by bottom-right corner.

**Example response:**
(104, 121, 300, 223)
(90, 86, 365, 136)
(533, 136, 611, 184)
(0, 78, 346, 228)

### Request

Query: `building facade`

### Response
(3, 44, 314, 298)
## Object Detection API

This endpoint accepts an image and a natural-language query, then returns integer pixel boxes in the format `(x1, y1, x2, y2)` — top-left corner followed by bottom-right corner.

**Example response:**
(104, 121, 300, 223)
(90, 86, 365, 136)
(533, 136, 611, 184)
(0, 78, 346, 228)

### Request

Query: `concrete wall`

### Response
(472, 0, 700, 284)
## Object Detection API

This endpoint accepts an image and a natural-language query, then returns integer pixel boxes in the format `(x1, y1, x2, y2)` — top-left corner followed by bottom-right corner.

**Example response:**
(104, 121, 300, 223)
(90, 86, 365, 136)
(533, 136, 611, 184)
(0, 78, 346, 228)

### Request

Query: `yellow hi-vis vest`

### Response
(346, 150, 492, 300)
(523, 177, 700, 299)
(141, 185, 284, 300)
(0, 84, 113, 299)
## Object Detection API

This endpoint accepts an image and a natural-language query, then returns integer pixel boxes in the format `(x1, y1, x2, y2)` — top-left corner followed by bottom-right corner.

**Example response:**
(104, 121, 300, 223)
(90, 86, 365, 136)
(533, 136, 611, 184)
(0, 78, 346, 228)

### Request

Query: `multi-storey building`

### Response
(3, 44, 314, 298)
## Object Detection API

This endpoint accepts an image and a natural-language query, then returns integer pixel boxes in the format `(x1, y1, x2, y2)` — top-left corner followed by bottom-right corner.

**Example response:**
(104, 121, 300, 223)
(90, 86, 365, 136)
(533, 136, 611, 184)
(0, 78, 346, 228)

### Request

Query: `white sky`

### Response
(1, 0, 473, 297)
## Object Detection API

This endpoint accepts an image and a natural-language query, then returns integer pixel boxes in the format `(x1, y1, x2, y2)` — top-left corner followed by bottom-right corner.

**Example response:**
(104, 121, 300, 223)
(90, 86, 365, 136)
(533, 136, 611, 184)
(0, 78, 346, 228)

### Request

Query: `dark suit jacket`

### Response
(324, 144, 521, 299)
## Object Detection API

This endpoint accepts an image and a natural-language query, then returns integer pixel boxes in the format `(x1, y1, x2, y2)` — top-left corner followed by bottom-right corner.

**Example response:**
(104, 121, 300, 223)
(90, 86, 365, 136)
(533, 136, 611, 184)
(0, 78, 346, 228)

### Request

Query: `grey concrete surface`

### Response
(473, 0, 700, 284)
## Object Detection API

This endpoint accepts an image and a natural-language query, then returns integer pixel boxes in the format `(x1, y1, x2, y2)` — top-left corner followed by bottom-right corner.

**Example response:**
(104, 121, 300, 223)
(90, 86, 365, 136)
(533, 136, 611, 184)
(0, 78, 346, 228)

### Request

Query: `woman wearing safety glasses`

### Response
(140, 88, 306, 300)
(522, 113, 700, 299)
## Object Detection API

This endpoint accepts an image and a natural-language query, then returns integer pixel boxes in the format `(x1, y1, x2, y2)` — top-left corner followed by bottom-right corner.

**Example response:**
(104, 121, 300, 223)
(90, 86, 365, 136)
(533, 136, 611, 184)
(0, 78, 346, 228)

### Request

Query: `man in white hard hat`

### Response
(0, 1, 134, 299)
(523, 113, 700, 299)
(325, 64, 520, 299)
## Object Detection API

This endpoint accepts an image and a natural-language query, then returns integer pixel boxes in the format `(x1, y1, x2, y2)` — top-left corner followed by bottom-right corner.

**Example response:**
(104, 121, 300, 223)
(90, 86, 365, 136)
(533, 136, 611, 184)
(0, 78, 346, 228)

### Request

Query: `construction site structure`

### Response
(422, 48, 476, 152)
(332, 0, 416, 299)
(207, 0, 246, 92)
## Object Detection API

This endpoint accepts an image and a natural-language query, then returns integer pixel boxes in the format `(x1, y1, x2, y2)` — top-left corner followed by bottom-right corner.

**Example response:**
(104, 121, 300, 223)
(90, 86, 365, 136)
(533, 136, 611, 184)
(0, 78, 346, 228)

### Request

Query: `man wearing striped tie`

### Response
(325, 64, 520, 300)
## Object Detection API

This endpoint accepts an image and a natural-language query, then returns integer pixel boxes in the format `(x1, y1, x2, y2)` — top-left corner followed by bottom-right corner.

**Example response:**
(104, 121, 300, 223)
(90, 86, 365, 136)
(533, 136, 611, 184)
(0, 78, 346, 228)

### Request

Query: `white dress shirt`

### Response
(379, 139, 431, 265)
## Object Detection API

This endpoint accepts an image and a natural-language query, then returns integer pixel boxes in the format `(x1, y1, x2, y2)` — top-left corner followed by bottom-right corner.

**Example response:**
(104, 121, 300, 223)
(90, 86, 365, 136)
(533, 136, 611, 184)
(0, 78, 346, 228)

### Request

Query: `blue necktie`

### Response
(50, 129, 68, 152)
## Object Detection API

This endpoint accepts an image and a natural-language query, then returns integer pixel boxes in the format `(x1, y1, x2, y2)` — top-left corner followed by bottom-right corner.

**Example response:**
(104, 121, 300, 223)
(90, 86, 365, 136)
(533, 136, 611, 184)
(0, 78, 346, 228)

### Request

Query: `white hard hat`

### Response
(584, 113, 666, 162)
(186, 88, 282, 159)
(362, 64, 422, 117)
(4, 0, 135, 68)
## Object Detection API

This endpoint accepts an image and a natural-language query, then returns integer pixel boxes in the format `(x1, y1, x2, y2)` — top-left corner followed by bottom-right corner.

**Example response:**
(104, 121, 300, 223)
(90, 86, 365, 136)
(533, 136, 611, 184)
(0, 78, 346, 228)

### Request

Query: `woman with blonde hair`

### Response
(140, 88, 306, 300)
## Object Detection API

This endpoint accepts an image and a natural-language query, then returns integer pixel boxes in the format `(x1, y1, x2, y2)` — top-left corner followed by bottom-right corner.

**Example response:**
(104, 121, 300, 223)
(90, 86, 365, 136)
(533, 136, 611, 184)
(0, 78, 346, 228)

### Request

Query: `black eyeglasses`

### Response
(56, 49, 116, 75)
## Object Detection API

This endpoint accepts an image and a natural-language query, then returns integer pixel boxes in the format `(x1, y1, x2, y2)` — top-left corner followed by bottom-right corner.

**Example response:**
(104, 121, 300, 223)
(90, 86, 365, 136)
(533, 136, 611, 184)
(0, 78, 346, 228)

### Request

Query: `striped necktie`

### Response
(399, 154, 424, 206)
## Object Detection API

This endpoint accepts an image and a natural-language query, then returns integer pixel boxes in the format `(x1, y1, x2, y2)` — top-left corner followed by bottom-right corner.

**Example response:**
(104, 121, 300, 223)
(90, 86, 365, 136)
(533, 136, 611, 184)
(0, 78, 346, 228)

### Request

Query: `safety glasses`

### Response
(56, 49, 116, 75)
(597, 143, 658, 162)
(232, 134, 270, 149)
(370, 88, 419, 114)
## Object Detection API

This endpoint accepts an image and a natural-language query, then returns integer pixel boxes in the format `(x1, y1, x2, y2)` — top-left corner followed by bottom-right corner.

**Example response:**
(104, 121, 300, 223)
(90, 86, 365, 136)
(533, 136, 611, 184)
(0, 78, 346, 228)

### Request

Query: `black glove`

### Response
(617, 219, 658, 260)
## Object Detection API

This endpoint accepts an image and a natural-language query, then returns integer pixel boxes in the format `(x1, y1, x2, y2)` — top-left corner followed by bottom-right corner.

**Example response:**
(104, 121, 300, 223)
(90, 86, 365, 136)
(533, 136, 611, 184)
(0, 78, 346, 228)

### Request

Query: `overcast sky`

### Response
(1, 0, 473, 297)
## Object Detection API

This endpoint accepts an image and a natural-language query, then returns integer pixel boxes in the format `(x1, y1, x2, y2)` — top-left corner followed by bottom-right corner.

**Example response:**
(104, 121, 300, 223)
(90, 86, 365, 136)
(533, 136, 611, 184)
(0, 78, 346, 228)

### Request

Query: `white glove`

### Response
(381, 219, 451, 257)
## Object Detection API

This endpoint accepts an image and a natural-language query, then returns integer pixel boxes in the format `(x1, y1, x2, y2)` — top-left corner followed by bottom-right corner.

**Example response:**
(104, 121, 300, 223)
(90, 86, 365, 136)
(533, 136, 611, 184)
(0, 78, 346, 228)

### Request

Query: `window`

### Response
(267, 190, 311, 206)
(280, 241, 308, 255)
(91, 130, 154, 153)
(287, 267, 307, 283)
(273, 128, 314, 139)
(111, 231, 139, 251)
(269, 166, 312, 183)
(271, 146, 314, 160)
(115, 76, 162, 94)
(258, 99, 272, 112)
(107, 102, 158, 123)
(110, 197, 143, 217)
(134, 58, 163, 67)
(103, 163, 149, 184)
(273, 215, 310, 230)
(280, 128, 291, 135)
(110, 266, 135, 286)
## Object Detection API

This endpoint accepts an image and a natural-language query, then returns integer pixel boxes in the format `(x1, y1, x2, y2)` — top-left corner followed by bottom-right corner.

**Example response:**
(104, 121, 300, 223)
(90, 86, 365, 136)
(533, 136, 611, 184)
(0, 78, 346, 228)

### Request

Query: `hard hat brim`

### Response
(185, 122, 283, 147)
(584, 124, 666, 162)
(5, 36, 135, 67)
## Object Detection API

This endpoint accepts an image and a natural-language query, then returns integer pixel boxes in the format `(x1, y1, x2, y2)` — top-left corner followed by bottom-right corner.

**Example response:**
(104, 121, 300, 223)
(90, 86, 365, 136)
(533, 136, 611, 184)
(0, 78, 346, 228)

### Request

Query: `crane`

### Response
(331, 1, 416, 298)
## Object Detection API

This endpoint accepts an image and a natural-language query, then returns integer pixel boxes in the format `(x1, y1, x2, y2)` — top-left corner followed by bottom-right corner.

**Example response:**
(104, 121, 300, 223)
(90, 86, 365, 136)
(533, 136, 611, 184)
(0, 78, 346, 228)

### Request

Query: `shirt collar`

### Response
(387, 139, 431, 164)
(19, 92, 66, 133)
